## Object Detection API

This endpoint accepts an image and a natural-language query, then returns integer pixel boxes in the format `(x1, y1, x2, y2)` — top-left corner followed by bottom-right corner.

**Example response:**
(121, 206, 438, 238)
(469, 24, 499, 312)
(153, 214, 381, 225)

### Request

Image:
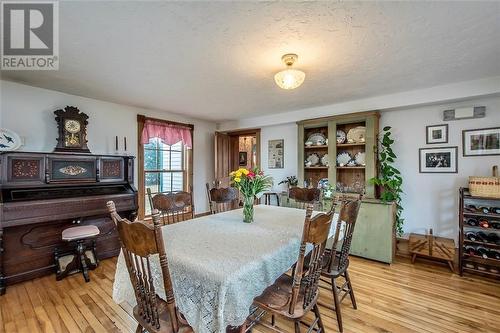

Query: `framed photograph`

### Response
(426, 124, 448, 144)
(462, 127, 500, 156)
(238, 151, 247, 166)
(419, 146, 458, 173)
(268, 139, 284, 169)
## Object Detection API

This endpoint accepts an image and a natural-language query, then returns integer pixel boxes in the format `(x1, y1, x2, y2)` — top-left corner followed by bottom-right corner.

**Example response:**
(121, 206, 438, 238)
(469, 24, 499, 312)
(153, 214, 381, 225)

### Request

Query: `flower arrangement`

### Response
(278, 175, 298, 189)
(230, 167, 273, 223)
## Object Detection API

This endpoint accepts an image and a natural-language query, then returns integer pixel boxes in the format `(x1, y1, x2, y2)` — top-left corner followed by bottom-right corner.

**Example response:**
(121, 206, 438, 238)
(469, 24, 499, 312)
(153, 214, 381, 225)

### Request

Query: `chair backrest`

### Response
(147, 188, 194, 225)
(206, 182, 238, 214)
(290, 204, 335, 314)
(107, 201, 179, 332)
(327, 199, 362, 273)
(288, 187, 321, 209)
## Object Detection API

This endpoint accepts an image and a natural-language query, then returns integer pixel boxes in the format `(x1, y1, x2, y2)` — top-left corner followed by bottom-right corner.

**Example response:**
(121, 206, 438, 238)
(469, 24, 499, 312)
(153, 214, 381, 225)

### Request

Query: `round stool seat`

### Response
(62, 225, 100, 241)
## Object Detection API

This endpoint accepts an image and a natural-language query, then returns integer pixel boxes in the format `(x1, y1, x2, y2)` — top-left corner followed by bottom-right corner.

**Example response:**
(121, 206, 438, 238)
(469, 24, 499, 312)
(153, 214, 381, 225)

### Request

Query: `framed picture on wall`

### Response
(238, 151, 247, 166)
(426, 124, 448, 144)
(268, 139, 284, 169)
(419, 146, 458, 173)
(462, 127, 500, 156)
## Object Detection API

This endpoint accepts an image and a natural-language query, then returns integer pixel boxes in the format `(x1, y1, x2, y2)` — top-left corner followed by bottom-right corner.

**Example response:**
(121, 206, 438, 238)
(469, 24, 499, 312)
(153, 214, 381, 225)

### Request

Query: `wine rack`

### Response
(459, 188, 500, 278)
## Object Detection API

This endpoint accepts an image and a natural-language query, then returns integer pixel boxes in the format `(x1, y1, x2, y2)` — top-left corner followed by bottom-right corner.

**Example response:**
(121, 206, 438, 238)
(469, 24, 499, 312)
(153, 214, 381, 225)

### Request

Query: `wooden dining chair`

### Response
(107, 201, 192, 333)
(288, 187, 321, 209)
(246, 204, 335, 333)
(320, 199, 362, 333)
(147, 188, 194, 225)
(206, 182, 238, 214)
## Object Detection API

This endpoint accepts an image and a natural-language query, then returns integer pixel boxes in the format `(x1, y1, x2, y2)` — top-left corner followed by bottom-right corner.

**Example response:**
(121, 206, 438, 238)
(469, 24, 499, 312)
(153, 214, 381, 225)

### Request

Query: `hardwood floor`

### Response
(1, 256, 499, 333)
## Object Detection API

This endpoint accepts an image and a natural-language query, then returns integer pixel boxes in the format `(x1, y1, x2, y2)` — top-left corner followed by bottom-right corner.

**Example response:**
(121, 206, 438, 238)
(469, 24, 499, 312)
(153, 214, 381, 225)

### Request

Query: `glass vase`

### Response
(242, 196, 254, 223)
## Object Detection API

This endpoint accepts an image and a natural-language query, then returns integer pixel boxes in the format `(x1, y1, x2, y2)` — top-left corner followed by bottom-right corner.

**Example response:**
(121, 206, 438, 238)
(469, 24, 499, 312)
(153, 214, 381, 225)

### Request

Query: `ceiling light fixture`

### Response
(274, 53, 305, 90)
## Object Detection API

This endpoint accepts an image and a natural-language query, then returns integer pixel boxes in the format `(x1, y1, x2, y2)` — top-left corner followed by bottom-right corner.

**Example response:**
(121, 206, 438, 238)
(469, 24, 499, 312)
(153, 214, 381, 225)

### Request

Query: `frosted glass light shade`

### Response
(274, 69, 306, 90)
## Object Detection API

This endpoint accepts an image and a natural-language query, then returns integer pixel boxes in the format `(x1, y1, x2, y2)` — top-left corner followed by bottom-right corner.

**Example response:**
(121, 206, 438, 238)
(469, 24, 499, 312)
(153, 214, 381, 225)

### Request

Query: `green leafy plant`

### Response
(369, 126, 404, 236)
(278, 176, 298, 187)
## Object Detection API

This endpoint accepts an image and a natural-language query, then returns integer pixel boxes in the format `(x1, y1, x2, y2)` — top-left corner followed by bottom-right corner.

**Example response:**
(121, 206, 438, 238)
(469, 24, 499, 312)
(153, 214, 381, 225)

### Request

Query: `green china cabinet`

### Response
(295, 111, 396, 264)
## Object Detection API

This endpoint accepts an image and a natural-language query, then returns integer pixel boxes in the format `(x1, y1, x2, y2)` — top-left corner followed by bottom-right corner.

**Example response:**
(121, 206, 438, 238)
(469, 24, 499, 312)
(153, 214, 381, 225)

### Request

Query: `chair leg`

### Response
(135, 324, 143, 333)
(313, 304, 325, 333)
(345, 270, 357, 309)
(294, 321, 301, 333)
(331, 277, 343, 333)
(76, 241, 90, 283)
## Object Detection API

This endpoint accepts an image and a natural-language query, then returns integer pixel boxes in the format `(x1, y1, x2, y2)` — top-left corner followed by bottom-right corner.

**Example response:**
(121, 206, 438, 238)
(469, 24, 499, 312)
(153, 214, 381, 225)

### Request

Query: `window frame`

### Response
(137, 115, 194, 219)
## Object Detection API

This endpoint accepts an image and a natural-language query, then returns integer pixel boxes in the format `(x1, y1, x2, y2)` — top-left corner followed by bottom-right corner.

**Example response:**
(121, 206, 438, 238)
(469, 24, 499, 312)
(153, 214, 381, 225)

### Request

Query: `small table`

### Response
(113, 205, 340, 333)
(409, 230, 455, 272)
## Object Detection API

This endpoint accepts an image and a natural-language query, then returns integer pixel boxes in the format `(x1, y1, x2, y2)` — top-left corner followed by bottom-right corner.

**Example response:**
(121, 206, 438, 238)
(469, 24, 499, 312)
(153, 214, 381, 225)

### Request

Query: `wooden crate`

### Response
(409, 229, 455, 272)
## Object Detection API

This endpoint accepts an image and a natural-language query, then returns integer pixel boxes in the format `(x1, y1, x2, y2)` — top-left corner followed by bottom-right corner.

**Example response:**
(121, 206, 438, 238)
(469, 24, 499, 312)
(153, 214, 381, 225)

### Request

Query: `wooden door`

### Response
(214, 132, 231, 187)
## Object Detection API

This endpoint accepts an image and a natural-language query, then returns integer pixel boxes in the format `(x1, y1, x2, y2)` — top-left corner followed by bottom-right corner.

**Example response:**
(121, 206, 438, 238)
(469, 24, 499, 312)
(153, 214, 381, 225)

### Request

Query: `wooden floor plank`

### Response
(1, 256, 499, 333)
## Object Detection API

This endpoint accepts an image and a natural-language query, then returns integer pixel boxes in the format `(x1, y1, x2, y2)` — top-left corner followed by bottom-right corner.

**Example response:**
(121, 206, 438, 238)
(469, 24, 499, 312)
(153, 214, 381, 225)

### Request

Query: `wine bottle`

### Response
(478, 218, 490, 228)
(479, 206, 491, 214)
(476, 246, 489, 259)
(489, 250, 500, 260)
(465, 204, 478, 212)
(491, 221, 500, 230)
(487, 232, 500, 245)
(465, 231, 479, 242)
(464, 245, 476, 256)
(477, 231, 488, 242)
(466, 218, 478, 226)
(492, 207, 500, 215)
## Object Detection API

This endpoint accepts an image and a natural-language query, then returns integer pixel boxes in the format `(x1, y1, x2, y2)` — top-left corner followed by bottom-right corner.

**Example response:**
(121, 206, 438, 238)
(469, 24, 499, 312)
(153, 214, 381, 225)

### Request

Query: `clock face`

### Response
(64, 119, 81, 134)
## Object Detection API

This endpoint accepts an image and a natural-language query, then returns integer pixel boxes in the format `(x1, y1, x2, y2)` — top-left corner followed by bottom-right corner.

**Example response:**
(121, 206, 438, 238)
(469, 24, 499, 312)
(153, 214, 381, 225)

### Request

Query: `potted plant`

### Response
(369, 126, 404, 236)
(230, 167, 273, 223)
(278, 176, 299, 190)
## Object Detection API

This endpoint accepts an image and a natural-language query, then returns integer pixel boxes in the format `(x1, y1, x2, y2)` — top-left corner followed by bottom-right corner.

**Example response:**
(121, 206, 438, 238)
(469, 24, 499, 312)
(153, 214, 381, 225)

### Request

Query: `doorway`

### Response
(214, 129, 261, 187)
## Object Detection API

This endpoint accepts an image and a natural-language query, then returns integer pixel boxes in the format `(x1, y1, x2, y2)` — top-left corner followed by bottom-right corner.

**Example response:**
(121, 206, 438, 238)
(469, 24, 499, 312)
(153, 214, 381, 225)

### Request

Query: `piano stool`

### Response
(55, 225, 101, 282)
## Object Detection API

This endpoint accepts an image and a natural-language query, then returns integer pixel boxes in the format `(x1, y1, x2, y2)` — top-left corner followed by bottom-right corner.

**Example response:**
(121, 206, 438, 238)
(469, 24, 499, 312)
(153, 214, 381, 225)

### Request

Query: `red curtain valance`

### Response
(141, 119, 193, 148)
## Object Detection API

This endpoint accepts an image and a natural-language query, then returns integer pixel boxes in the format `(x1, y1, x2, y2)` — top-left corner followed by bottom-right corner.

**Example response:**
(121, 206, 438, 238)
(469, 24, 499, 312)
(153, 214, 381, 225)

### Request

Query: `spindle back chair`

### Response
(107, 201, 191, 333)
(147, 188, 194, 225)
(206, 182, 238, 214)
(288, 187, 321, 209)
(248, 204, 335, 333)
(321, 199, 362, 333)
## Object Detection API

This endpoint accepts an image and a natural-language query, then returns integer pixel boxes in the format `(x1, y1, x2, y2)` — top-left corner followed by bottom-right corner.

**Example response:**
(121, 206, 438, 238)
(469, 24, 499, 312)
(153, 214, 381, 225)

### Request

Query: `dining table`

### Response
(113, 205, 340, 333)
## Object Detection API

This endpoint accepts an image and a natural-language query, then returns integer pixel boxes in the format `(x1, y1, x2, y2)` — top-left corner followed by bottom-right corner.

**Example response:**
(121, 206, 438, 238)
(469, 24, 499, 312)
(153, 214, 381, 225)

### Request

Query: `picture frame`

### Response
(462, 127, 500, 157)
(238, 151, 247, 166)
(426, 124, 448, 144)
(419, 146, 458, 173)
(268, 139, 284, 169)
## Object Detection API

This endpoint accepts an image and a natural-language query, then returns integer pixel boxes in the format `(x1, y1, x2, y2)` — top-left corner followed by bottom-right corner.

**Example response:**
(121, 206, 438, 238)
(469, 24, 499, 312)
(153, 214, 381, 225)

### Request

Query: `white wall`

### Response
(240, 96, 500, 240)
(260, 123, 298, 192)
(380, 97, 500, 240)
(0, 80, 216, 213)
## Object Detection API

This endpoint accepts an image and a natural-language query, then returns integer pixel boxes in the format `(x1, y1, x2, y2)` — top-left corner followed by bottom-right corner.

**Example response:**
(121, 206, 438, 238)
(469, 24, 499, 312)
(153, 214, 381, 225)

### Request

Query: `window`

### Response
(144, 138, 187, 215)
(137, 115, 193, 219)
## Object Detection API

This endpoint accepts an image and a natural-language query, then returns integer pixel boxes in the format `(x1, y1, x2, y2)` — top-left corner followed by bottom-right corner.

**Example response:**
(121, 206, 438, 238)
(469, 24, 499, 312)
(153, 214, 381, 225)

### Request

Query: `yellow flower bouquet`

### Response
(229, 167, 273, 223)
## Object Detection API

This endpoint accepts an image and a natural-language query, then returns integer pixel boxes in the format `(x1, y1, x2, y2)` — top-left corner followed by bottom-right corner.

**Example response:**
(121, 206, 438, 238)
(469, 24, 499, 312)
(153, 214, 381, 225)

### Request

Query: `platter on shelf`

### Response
(306, 132, 327, 146)
(347, 126, 366, 143)
(354, 151, 366, 166)
(336, 151, 351, 167)
(306, 153, 320, 166)
(336, 130, 346, 144)
(321, 154, 329, 166)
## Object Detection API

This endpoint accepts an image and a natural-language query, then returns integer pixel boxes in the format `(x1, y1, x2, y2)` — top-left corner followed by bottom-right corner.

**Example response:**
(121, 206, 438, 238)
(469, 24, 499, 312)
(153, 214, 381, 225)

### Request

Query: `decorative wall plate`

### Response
(354, 152, 366, 166)
(347, 126, 366, 143)
(0, 128, 22, 151)
(306, 153, 320, 166)
(320, 154, 329, 166)
(336, 152, 351, 166)
(306, 133, 326, 145)
(347, 159, 357, 167)
(318, 178, 329, 189)
(336, 130, 346, 144)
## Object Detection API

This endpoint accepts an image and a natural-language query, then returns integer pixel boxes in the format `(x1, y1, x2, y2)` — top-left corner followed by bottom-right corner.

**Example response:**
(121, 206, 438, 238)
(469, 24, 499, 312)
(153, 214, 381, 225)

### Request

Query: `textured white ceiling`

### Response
(2, 1, 499, 122)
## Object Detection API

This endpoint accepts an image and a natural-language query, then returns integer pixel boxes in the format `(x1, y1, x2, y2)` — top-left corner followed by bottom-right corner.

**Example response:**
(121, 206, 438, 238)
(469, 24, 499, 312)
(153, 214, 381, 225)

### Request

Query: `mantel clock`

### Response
(54, 106, 90, 153)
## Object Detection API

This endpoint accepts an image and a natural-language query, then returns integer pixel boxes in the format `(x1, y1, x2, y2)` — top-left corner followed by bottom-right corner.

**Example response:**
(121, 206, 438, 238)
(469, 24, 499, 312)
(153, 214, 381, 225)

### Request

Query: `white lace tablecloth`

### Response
(113, 205, 339, 333)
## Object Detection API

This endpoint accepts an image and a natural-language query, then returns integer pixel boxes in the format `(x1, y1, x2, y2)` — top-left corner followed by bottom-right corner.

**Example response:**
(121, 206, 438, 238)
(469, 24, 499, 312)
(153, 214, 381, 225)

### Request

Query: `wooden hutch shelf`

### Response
(297, 111, 379, 198)
(459, 187, 500, 279)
